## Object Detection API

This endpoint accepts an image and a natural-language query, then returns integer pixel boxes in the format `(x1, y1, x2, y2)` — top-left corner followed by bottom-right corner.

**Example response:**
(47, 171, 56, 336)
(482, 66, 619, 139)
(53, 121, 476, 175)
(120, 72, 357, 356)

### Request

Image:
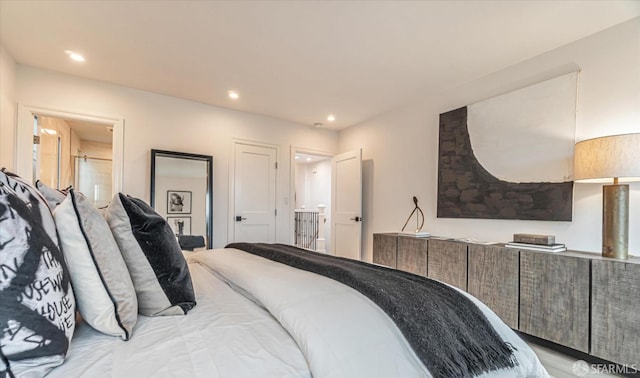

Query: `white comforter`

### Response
(47, 248, 548, 378)
(47, 255, 310, 378)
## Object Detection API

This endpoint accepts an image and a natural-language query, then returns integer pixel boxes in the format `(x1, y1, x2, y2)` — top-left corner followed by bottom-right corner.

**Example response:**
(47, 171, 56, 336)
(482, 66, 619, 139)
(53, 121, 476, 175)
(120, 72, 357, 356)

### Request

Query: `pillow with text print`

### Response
(0, 171, 76, 378)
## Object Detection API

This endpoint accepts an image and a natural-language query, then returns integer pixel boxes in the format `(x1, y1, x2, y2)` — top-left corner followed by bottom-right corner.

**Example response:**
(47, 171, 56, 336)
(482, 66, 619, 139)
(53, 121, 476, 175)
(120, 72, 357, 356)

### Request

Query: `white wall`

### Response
(14, 66, 338, 248)
(294, 163, 306, 209)
(340, 18, 640, 261)
(0, 45, 16, 170)
(296, 159, 331, 209)
(306, 159, 331, 210)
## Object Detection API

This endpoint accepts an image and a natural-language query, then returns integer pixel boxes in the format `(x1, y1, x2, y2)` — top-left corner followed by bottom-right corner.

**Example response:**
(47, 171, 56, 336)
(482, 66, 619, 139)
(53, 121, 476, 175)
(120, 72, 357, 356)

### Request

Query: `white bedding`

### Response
(46, 248, 549, 378)
(192, 249, 429, 378)
(47, 260, 310, 378)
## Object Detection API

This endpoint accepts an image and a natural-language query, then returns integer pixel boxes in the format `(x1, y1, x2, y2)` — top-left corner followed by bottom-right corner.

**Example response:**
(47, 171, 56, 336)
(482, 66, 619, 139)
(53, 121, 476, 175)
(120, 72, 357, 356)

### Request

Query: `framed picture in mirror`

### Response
(167, 216, 191, 236)
(167, 190, 192, 214)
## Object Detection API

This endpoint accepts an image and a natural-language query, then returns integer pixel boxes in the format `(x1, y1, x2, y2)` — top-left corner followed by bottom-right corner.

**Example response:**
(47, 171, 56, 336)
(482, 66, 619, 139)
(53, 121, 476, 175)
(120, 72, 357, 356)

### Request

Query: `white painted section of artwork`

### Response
(467, 72, 577, 183)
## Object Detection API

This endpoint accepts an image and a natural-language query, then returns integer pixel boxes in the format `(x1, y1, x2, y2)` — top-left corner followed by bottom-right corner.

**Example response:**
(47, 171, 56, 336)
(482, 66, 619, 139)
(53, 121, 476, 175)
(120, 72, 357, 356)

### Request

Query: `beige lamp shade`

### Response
(574, 133, 640, 183)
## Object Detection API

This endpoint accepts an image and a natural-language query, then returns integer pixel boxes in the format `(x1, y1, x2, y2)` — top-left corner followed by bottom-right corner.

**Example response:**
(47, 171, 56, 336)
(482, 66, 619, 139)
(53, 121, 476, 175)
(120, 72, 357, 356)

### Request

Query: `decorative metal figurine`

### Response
(401, 196, 425, 233)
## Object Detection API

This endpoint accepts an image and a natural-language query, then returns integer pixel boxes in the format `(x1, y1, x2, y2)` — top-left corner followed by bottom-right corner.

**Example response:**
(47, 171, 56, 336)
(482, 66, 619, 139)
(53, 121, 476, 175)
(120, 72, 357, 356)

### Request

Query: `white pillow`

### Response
(54, 189, 137, 340)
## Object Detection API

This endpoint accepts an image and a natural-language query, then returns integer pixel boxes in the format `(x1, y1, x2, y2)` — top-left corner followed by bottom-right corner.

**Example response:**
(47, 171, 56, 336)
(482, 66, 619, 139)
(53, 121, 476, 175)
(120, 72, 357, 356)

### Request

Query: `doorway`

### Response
(16, 104, 124, 195)
(32, 115, 114, 207)
(292, 150, 332, 253)
(290, 148, 362, 259)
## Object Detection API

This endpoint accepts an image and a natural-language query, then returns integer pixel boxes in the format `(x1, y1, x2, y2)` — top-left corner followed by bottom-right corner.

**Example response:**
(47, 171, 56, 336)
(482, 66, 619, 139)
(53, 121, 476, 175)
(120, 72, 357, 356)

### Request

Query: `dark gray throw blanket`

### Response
(226, 242, 517, 377)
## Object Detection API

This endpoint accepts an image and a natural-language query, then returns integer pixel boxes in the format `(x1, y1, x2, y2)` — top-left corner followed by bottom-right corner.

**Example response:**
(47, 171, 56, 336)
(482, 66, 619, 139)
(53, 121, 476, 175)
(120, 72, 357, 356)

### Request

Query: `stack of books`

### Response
(400, 231, 431, 238)
(505, 233, 567, 252)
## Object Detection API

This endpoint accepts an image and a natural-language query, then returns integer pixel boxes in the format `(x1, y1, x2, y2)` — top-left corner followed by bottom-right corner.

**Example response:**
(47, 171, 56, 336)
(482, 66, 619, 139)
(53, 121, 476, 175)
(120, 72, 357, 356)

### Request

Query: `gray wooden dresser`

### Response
(372, 233, 640, 367)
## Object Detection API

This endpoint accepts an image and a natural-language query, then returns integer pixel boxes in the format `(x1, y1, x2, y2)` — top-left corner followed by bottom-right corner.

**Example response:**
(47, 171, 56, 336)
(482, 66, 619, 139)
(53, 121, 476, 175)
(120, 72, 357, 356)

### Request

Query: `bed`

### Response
(1, 171, 548, 377)
(45, 245, 548, 378)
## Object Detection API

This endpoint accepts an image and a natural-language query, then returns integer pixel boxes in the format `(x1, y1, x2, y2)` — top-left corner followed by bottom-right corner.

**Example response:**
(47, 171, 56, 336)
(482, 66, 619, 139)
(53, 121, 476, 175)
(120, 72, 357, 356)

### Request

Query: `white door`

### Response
(331, 149, 362, 260)
(35, 121, 58, 187)
(233, 143, 277, 243)
(33, 116, 72, 189)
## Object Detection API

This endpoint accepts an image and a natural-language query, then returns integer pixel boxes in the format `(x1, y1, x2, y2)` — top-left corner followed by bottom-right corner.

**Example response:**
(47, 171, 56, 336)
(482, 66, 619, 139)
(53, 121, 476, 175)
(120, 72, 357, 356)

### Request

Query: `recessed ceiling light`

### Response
(295, 156, 300, 160)
(228, 91, 239, 100)
(327, 114, 336, 122)
(306, 157, 312, 162)
(64, 50, 85, 62)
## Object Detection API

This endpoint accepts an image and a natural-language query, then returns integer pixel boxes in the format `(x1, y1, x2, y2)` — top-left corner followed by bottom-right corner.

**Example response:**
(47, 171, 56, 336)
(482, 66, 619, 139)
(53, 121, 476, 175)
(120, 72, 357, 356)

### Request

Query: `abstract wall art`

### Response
(437, 72, 578, 221)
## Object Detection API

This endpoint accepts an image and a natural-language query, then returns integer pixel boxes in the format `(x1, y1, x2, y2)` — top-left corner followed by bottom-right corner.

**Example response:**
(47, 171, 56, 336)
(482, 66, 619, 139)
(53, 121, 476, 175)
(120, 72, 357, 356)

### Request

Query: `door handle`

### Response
(350, 216, 362, 222)
(235, 216, 247, 222)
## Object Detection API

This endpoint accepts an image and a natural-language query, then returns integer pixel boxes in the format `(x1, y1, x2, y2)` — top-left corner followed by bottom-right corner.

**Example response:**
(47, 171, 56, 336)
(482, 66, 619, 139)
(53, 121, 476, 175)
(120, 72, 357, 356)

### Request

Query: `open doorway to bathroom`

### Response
(292, 149, 332, 254)
(32, 115, 113, 207)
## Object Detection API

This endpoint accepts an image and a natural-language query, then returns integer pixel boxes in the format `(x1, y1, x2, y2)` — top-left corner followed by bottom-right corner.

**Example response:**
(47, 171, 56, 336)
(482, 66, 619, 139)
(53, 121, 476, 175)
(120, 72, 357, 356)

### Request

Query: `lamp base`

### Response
(602, 184, 629, 259)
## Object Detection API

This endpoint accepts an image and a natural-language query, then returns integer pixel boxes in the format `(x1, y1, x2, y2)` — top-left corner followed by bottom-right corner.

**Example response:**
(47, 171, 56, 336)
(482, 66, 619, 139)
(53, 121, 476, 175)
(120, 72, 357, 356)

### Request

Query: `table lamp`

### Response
(574, 133, 640, 259)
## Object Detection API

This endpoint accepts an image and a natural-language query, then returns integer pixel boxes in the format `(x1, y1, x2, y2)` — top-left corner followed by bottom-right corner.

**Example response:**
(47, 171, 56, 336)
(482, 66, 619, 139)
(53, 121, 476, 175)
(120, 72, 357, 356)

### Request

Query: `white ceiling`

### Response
(1, 1, 639, 130)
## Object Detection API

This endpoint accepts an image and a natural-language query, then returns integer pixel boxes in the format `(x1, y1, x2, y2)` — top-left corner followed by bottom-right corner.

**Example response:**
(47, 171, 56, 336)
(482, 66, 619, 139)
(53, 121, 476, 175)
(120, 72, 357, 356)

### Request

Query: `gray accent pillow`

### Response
(35, 180, 67, 210)
(105, 193, 196, 316)
(0, 172, 76, 378)
(54, 189, 138, 340)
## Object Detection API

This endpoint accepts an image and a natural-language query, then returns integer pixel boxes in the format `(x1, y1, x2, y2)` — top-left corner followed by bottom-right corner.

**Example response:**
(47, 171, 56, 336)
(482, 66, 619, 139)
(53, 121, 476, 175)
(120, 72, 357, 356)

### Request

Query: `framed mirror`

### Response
(151, 149, 213, 249)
